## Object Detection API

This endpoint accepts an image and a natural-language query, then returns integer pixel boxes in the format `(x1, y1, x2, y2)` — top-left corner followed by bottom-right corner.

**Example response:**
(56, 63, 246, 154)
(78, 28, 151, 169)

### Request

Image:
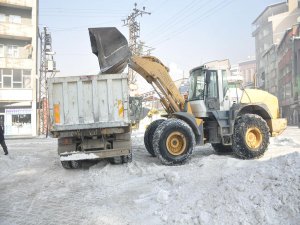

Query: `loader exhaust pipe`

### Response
(89, 27, 131, 74)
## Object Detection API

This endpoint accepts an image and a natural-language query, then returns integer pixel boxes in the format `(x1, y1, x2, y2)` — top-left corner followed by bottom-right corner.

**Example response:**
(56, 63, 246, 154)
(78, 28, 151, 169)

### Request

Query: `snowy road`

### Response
(0, 127, 299, 225)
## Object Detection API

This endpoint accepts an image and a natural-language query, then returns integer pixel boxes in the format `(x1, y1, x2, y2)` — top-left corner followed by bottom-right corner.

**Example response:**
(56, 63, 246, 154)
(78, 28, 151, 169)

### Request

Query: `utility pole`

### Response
(122, 3, 151, 88)
(38, 27, 58, 136)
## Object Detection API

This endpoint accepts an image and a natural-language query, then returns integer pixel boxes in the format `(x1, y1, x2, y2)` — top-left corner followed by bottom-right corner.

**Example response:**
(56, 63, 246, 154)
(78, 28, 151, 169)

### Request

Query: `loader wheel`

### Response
(232, 114, 270, 159)
(144, 119, 165, 157)
(211, 143, 232, 154)
(153, 119, 195, 165)
(61, 161, 72, 169)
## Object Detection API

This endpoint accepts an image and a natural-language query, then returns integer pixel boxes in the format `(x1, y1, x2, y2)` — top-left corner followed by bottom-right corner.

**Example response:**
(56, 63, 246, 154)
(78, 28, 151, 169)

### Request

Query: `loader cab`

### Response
(188, 66, 229, 117)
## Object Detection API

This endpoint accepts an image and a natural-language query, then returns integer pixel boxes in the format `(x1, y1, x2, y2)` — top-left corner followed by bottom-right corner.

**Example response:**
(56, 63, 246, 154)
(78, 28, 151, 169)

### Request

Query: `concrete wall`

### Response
(0, 0, 38, 137)
(0, 6, 32, 25)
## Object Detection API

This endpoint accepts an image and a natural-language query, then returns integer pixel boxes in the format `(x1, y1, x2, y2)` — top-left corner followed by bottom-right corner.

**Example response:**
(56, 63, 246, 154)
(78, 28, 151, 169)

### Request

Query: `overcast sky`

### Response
(39, 0, 280, 79)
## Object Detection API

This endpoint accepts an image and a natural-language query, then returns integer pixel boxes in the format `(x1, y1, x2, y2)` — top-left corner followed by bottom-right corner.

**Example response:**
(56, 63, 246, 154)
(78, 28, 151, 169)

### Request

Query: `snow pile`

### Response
(272, 136, 300, 147)
(0, 128, 299, 225)
(60, 152, 100, 161)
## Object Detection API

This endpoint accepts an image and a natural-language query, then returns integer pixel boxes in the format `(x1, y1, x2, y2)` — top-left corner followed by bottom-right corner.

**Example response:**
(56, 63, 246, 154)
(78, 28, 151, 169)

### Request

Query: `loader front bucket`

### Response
(89, 27, 131, 74)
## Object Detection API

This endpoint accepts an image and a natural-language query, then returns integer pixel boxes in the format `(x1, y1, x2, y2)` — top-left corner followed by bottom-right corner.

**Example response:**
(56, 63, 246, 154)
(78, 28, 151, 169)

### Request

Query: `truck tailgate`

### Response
(48, 73, 129, 132)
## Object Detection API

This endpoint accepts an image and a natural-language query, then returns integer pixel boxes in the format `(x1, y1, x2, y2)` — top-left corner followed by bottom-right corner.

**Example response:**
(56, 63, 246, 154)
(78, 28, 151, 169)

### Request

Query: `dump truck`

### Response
(91, 27, 287, 165)
(48, 73, 132, 169)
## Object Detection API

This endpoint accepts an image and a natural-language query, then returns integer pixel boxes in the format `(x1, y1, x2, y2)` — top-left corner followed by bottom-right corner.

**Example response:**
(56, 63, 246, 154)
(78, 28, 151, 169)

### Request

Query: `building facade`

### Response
(262, 44, 278, 96)
(0, 0, 38, 136)
(252, 0, 300, 89)
(238, 60, 256, 88)
(277, 23, 300, 125)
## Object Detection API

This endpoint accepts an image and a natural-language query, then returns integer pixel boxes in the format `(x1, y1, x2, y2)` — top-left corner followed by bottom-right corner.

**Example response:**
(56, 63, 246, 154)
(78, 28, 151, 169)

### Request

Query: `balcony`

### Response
(0, 0, 32, 9)
(0, 89, 33, 101)
(0, 22, 32, 40)
(0, 57, 32, 69)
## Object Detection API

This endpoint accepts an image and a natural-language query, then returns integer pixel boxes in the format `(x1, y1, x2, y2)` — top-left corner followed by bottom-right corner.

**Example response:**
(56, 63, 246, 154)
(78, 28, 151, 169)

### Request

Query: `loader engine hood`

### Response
(89, 27, 131, 73)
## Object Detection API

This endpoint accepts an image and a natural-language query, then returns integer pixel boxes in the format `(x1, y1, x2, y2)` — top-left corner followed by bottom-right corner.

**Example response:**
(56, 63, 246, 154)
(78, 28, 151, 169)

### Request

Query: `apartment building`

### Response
(277, 23, 300, 125)
(238, 60, 256, 88)
(252, 0, 300, 89)
(262, 44, 277, 96)
(0, 0, 38, 136)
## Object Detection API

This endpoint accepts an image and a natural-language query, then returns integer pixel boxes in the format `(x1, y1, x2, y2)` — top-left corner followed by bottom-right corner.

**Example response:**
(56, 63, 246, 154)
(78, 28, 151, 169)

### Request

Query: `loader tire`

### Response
(61, 161, 72, 169)
(153, 119, 195, 165)
(144, 119, 165, 157)
(211, 143, 232, 154)
(232, 114, 270, 159)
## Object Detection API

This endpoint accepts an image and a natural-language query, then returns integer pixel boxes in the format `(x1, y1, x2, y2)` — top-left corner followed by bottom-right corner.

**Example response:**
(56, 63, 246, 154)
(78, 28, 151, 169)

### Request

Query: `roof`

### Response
(278, 23, 300, 49)
(278, 28, 292, 49)
(252, 2, 286, 25)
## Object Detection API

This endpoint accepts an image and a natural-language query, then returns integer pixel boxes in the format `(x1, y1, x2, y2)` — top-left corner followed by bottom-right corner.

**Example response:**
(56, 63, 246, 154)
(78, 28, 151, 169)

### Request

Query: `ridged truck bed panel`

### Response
(48, 74, 129, 132)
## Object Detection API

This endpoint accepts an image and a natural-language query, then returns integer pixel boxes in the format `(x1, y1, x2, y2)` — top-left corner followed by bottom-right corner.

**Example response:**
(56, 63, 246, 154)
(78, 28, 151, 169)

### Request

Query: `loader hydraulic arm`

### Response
(129, 55, 185, 114)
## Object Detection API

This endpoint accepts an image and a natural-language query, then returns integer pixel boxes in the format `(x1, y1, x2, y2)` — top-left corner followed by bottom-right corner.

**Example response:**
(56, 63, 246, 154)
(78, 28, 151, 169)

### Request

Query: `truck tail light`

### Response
(54, 104, 60, 124)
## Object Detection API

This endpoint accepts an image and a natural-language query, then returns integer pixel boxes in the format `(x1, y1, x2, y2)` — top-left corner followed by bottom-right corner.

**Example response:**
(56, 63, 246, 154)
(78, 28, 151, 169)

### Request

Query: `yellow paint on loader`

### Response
(241, 89, 287, 136)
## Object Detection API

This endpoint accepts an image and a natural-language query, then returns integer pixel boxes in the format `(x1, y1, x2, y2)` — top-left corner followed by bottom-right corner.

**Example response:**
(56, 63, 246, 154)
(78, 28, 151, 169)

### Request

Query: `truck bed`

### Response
(48, 73, 130, 132)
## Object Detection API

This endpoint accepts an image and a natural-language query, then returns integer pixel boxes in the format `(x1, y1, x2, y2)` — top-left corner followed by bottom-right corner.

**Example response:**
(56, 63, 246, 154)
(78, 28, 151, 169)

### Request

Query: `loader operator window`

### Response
(188, 68, 205, 101)
(206, 70, 218, 99)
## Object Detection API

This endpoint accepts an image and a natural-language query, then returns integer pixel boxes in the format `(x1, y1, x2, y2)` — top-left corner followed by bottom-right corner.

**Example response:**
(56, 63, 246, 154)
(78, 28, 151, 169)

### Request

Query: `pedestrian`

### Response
(0, 125, 8, 155)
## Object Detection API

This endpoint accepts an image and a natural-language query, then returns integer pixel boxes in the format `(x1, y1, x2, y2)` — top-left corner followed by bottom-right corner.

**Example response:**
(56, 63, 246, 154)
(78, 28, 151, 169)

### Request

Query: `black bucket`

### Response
(89, 27, 131, 74)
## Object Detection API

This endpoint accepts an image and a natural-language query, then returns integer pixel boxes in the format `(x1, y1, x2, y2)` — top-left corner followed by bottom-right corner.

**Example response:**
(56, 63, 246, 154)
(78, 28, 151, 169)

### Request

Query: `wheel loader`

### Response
(89, 27, 287, 165)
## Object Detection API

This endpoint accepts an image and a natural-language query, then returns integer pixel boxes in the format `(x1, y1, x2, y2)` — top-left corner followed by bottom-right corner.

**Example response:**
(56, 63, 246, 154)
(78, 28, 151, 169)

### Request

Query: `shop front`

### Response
(4, 108, 32, 136)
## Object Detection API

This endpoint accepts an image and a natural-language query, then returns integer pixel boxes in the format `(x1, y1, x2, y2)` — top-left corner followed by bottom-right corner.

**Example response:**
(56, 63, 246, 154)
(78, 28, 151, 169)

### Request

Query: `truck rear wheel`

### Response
(153, 119, 195, 165)
(122, 151, 132, 163)
(211, 143, 232, 154)
(144, 119, 165, 157)
(109, 156, 122, 164)
(61, 161, 72, 169)
(70, 160, 82, 169)
(232, 114, 270, 159)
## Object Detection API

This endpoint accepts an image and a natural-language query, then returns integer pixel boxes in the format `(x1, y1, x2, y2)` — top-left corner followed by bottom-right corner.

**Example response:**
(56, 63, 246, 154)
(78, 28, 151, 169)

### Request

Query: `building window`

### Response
(7, 45, 19, 58)
(0, 45, 4, 57)
(0, 14, 5, 22)
(13, 69, 22, 88)
(0, 69, 31, 89)
(285, 83, 292, 99)
(3, 76, 12, 88)
(8, 15, 21, 24)
(23, 69, 31, 88)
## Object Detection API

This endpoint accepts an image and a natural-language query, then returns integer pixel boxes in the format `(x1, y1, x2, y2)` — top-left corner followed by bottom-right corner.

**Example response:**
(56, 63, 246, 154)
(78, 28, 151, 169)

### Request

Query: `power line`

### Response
(40, 14, 124, 18)
(144, 0, 201, 38)
(151, 0, 170, 13)
(40, 7, 128, 12)
(48, 20, 121, 32)
(150, 0, 236, 47)
(146, 0, 216, 43)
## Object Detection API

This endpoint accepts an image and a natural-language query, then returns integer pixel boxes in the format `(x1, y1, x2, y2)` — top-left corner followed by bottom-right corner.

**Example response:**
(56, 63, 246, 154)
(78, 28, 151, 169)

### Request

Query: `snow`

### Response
(60, 152, 100, 161)
(1, 127, 300, 225)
